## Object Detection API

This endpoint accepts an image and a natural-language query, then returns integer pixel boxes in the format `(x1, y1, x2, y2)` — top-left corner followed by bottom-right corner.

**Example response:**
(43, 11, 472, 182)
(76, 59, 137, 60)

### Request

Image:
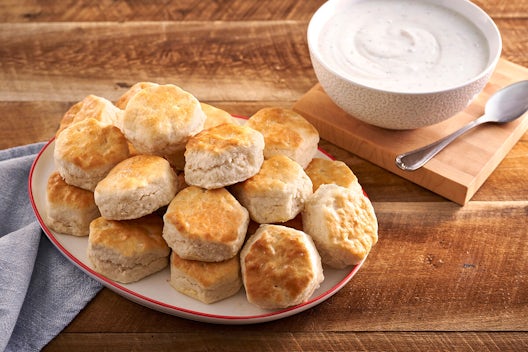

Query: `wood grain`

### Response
(59, 201, 527, 333)
(1, 0, 526, 22)
(2, 0, 527, 351)
(45, 332, 528, 352)
(0, 0, 327, 22)
(0, 21, 316, 102)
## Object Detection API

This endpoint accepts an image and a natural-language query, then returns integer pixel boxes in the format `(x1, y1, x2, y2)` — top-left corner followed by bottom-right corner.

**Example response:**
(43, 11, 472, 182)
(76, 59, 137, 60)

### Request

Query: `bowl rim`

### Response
(307, 0, 503, 96)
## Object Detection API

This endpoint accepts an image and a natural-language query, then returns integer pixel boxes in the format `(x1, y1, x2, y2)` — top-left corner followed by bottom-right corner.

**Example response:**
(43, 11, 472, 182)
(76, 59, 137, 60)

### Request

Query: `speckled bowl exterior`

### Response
(308, 0, 502, 130)
(310, 56, 494, 130)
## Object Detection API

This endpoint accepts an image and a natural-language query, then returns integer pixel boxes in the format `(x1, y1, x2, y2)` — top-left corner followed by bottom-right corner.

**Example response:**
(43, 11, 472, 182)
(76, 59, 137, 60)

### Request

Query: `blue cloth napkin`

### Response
(0, 143, 102, 352)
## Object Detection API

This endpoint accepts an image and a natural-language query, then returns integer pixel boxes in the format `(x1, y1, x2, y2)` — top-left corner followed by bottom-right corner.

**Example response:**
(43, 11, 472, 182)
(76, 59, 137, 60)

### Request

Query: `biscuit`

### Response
(184, 123, 264, 189)
(231, 154, 313, 224)
(56, 101, 83, 136)
(240, 224, 323, 309)
(56, 95, 121, 136)
(305, 158, 362, 193)
(121, 84, 205, 167)
(45, 171, 100, 236)
(54, 118, 130, 191)
(163, 186, 249, 262)
(302, 184, 378, 268)
(200, 103, 238, 130)
(246, 108, 319, 168)
(94, 155, 179, 220)
(87, 215, 170, 283)
(115, 82, 159, 109)
(169, 252, 242, 304)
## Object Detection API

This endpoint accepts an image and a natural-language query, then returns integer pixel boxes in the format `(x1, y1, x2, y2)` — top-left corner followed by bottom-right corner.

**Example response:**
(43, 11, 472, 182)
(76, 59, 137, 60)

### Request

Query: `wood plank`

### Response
(43, 331, 528, 351)
(60, 201, 528, 333)
(0, 0, 327, 22)
(497, 19, 528, 67)
(293, 59, 528, 204)
(2, 0, 527, 23)
(349, 201, 528, 331)
(1, 19, 526, 104)
(0, 21, 316, 102)
(471, 137, 528, 201)
(473, 1, 528, 18)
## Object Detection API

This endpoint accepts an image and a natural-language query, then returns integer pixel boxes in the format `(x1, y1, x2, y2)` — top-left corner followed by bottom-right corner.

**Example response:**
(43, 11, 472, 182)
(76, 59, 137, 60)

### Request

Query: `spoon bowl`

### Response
(395, 80, 528, 171)
(484, 81, 528, 122)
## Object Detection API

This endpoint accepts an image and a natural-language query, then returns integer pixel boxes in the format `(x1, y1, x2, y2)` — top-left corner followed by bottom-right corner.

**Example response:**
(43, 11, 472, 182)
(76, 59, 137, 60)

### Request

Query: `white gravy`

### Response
(318, 0, 490, 92)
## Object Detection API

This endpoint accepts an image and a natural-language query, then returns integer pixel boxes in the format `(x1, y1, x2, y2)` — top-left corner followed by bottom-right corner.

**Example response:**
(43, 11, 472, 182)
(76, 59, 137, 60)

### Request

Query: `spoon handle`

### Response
(395, 116, 489, 171)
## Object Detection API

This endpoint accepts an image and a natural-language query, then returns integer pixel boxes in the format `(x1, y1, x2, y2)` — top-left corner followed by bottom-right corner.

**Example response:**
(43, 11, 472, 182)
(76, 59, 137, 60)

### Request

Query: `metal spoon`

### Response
(395, 80, 528, 171)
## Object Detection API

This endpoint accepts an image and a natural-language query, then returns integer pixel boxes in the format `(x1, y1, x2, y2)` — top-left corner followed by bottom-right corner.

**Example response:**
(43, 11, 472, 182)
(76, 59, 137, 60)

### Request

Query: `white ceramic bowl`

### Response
(308, 0, 502, 130)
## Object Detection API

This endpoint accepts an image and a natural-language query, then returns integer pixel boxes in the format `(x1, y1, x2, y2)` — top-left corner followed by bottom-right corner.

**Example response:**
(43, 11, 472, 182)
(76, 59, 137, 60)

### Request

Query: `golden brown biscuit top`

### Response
(56, 101, 83, 136)
(200, 103, 237, 130)
(186, 123, 262, 155)
(75, 95, 118, 124)
(55, 118, 130, 170)
(235, 155, 305, 195)
(46, 171, 96, 208)
(164, 186, 247, 243)
(89, 215, 169, 258)
(123, 84, 200, 132)
(247, 108, 319, 149)
(324, 187, 378, 255)
(96, 155, 174, 190)
(115, 82, 159, 109)
(242, 225, 316, 304)
(170, 252, 240, 288)
(56, 95, 119, 135)
(305, 158, 359, 192)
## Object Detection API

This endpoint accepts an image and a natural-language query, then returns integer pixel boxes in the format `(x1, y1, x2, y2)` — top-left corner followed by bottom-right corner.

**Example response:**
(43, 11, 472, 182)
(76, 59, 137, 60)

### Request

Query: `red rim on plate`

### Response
(28, 119, 366, 324)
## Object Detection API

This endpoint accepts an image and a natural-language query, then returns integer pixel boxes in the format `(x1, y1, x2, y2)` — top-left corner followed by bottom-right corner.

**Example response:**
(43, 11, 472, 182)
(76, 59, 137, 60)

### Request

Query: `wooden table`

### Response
(2, 1, 527, 350)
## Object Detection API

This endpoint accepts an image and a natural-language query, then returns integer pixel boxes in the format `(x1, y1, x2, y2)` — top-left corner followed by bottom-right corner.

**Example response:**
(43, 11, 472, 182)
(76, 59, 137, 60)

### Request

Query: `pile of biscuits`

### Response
(45, 82, 378, 309)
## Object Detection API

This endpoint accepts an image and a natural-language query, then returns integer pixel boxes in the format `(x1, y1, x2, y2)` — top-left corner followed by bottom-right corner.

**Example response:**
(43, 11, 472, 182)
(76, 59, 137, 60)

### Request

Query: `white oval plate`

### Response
(28, 119, 366, 324)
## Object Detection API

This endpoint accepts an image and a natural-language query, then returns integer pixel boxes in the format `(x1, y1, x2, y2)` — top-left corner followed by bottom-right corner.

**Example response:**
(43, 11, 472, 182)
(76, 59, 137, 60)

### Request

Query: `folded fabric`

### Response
(0, 143, 102, 352)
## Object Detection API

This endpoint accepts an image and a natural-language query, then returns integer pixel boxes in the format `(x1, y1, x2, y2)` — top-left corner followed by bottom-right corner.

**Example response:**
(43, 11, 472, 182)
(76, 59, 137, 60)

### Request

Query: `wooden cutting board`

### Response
(293, 58, 528, 205)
